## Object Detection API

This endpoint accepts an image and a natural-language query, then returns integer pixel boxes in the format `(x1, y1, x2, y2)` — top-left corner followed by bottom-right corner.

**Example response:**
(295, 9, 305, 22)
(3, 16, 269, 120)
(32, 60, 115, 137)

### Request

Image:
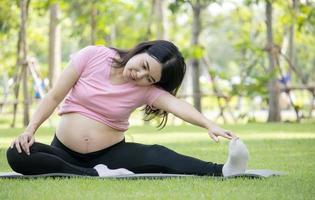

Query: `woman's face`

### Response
(123, 53, 162, 86)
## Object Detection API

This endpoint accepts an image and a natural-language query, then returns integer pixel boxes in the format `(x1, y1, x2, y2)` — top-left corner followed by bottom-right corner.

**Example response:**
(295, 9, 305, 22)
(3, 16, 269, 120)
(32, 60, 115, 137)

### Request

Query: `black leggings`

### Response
(6, 134, 223, 176)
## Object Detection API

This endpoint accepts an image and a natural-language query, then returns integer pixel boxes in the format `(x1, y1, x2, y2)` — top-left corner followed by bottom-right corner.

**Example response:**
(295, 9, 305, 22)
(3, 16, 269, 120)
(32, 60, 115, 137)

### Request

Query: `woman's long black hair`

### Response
(110, 40, 186, 129)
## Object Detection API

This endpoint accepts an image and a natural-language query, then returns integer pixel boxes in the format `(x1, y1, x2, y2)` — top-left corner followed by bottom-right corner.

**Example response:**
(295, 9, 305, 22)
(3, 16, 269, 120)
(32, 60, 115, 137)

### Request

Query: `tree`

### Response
(288, 0, 297, 75)
(12, 0, 31, 127)
(145, 0, 167, 40)
(48, 3, 61, 89)
(265, 0, 281, 122)
(190, 0, 202, 112)
(169, 0, 214, 112)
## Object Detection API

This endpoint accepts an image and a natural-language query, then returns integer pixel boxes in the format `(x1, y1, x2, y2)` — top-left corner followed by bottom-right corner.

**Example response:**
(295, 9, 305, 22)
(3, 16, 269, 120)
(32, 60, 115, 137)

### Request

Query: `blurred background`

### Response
(0, 0, 314, 128)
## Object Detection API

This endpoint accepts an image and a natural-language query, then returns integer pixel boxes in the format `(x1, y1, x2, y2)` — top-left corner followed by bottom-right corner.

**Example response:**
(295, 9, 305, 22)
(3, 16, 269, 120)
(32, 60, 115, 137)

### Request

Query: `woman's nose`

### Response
(137, 70, 148, 78)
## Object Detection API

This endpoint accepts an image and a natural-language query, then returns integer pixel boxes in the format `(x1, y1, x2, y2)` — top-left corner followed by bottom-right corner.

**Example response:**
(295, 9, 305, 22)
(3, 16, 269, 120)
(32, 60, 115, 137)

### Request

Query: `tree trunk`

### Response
(49, 3, 61, 89)
(20, 0, 30, 126)
(11, 0, 31, 127)
(144, 0, 155, 40)
(11, 32, 22, 127)
(266, 0, 281, 122)
(155, 0, 165, 39)
(191, 1, 202, 112)
(288, 0, 297, 77)
(22, 63, 29, 126)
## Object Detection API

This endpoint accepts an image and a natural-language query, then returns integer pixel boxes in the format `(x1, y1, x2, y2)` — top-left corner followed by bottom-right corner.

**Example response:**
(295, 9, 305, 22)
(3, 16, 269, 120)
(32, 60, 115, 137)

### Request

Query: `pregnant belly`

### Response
(55, 113, 125, 154)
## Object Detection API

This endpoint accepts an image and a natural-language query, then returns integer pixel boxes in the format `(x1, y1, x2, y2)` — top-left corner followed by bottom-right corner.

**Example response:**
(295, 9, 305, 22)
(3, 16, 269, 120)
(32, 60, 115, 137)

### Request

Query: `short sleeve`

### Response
(69, 46, 99, 75)
(145, 86, 169, 108)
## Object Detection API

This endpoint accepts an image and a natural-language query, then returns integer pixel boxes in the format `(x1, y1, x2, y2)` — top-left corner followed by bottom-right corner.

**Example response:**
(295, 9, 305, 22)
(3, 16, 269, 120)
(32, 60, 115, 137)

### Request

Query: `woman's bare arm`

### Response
(11, 64, 80, 154)
(152, 93, 236, 141)
(25, 65, 80, 134)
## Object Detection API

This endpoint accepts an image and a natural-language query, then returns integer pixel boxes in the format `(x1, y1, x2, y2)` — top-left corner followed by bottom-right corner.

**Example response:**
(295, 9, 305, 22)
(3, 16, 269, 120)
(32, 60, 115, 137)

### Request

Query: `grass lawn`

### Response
(0, 123, 314, 199)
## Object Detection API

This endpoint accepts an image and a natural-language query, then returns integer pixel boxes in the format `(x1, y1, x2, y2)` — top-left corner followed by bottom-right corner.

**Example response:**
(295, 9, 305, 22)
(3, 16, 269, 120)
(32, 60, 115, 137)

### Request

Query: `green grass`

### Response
(0, 123, 314, 200)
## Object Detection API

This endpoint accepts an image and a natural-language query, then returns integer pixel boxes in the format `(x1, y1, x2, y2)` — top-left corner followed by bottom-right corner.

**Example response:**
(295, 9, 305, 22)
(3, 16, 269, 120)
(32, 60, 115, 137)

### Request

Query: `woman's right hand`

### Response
(10, 132, 35, 156)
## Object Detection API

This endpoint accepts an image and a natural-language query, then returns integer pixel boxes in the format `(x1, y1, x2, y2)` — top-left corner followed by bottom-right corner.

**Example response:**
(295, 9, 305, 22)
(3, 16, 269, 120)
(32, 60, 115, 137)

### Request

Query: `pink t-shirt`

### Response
(58, 46, 168, 131)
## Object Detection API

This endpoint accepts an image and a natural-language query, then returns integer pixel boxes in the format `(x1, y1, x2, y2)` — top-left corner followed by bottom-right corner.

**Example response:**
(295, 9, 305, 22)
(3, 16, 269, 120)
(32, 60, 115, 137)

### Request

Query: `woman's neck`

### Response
(110, 65, 129, 84)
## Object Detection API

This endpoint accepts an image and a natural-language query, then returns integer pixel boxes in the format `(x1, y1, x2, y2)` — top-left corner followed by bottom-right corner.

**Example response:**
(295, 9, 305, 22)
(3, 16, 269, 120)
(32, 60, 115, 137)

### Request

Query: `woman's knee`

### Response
(6, 143, 41, 173)
(6, 146, 27, 172)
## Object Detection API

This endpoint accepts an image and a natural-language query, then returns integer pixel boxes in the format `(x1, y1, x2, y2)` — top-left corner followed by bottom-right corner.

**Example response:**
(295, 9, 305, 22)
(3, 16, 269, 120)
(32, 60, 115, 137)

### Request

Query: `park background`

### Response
(0, 0, 315, 199)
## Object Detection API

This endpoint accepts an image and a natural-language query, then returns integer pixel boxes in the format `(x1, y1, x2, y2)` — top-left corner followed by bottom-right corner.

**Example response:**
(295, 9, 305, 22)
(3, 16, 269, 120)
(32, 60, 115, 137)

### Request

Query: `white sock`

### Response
(93, 164, 134, 177)
(222, 138, 249, 177)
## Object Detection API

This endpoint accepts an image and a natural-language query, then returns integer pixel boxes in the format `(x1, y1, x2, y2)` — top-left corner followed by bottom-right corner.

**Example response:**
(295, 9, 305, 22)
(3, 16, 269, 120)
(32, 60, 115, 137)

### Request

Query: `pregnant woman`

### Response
(7, 40, 248, 177)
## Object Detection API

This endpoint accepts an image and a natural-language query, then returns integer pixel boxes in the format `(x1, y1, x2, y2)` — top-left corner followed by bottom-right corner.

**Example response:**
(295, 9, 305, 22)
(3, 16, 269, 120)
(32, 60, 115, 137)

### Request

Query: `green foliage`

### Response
(297, 3, 315, 32)
(184, 44, 205, 59)
(168, 0, 185, 13)
(0, 1, 19, 75)
(0, 1, 19, 34)
(231, 73, 269, 99)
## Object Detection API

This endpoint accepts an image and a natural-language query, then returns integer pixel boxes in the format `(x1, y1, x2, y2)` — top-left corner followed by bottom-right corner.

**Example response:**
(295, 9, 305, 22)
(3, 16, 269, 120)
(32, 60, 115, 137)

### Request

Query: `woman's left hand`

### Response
(208, 126, 238, 142)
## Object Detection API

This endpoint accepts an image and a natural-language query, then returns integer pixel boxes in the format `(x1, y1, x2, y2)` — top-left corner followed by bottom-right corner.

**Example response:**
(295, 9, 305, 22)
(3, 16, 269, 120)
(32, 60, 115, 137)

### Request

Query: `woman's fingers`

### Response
(10, 140, 15, 149)
(19, 136, 27, 154)
(208, 132, 219, 142)
(222, 132, 233, 139)
(209, 129, 238, 141)
(21, 135, 31, 155)
(14, 139, 22, 153)
(225, 130, 238, 139)
(21, 141, 30, 155)
(11, 135, 32, 155)
(215, 130, 232, 140)
(27, 137, 35, 155)
(223, 131, 233, 139)
(29, 137, 35, 146)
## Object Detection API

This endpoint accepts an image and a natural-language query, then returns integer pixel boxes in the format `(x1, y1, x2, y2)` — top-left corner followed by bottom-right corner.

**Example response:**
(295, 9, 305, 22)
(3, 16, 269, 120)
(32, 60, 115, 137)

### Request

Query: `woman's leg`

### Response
(90, 141, 223, 176)
(6, 142, 98, 176)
